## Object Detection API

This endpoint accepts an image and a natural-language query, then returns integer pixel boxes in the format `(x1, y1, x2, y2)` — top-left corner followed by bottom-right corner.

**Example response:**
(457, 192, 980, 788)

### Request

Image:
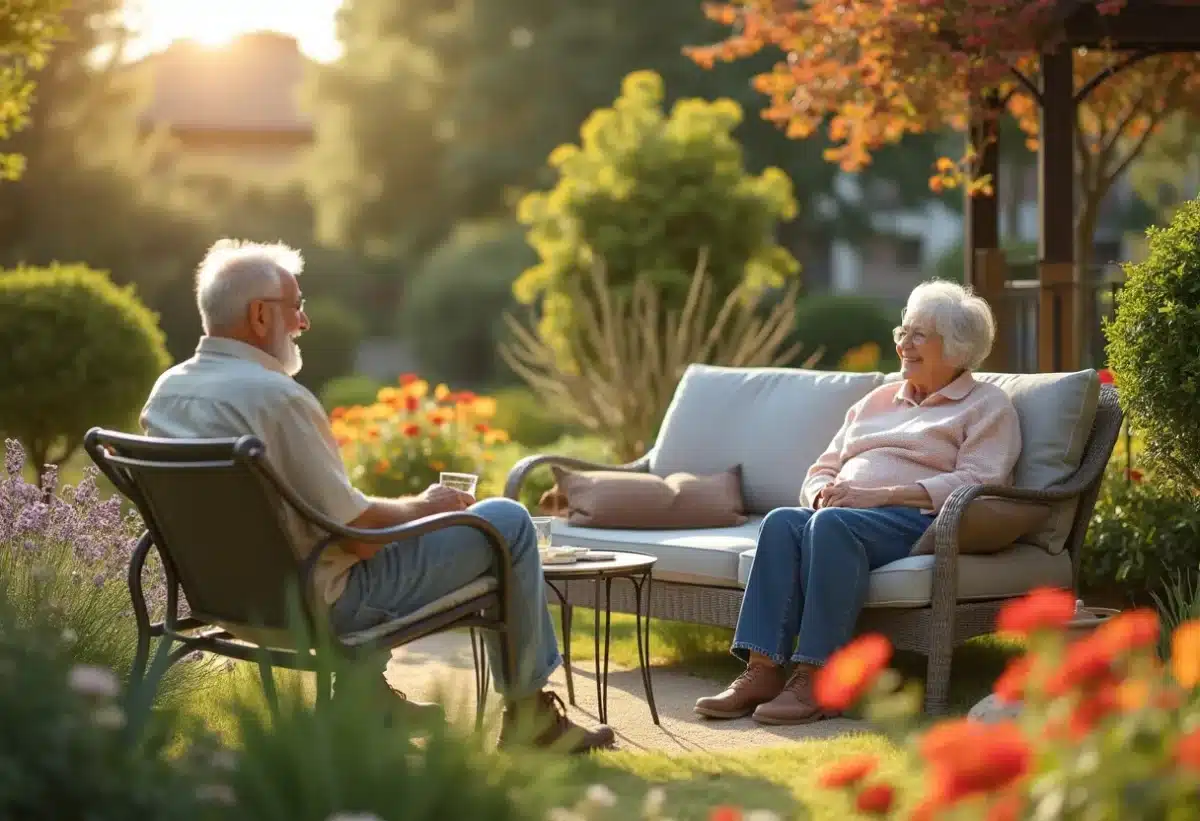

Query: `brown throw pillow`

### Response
(545, 465, 748, 529)
(909, 497, 1053, 556)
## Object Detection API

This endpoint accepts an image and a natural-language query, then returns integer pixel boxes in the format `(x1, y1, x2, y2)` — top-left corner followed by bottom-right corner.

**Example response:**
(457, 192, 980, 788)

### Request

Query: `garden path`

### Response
(385, 632, 868, 752)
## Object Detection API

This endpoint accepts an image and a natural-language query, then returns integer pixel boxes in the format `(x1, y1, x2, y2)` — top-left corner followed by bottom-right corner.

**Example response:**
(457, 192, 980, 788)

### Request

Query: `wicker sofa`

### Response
(503, 364, 1123, 715)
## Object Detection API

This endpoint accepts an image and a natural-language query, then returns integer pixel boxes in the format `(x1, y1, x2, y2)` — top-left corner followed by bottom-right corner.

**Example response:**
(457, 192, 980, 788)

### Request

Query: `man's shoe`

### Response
(694, 662, 786, 719)
(498, 690, 616, 754)
(751, 667, 839, 725)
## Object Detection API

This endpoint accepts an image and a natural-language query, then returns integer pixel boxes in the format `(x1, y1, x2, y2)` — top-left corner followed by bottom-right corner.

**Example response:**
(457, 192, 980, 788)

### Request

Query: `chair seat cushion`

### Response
(552, 517, 764, 587)
(737, 543, 1071, 608)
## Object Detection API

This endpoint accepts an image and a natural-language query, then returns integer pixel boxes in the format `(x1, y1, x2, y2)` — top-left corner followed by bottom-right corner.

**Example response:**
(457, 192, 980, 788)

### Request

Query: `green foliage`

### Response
(0, 0, 66, 179)
(1105, 196, 1200, 490)
(490, 387, 576, 449)
(482, 434, 616, 510)
(787, 293, 897, 370)
(404, 221, 536, 387)
(0, 264, 170, 470)
(928, 238, 1040, 283)
(0, 592, 209, 821)
(1079, 467, 1200, 604)
(515, 70, 800, 359)
(319, 374, 384, 412)
(294, 296, 366, 396)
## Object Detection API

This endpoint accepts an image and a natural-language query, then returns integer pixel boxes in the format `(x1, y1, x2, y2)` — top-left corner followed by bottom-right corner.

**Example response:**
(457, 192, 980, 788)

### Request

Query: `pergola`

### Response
(964, 0, 1200, 372)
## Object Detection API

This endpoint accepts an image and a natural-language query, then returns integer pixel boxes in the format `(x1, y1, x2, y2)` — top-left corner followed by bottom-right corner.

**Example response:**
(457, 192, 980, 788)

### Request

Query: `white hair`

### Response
(902, 279, 996, 370)
(194, 239, 305, 334)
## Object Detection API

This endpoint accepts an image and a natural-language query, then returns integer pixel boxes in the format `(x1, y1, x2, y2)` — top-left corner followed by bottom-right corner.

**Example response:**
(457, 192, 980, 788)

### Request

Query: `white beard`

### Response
(268, 325, 303, 377)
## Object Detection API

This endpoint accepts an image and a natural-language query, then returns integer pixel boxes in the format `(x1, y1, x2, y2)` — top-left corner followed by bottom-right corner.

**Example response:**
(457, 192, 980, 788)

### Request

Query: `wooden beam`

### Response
(1063, 2, 1200, 49)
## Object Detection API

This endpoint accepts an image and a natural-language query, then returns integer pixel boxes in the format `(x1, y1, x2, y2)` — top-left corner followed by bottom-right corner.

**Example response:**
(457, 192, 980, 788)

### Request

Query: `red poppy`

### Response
(405, 395, 420, 412)
(402, 423, 421, 438)
(855, 783, 895, 815)
(1093, 608, 1159, 657)
(815, 634, 892, 711)
(1175, 728, 1200, 772)
(919, 719, 1032, 807)
(817, 754, 877, 788)
(996, 587, 1075, 637)
(399, 373, 418, 386)
(993, 655, 1033, 704)
(708, 807, 741, 821)
(1097, 368, 1114, 384)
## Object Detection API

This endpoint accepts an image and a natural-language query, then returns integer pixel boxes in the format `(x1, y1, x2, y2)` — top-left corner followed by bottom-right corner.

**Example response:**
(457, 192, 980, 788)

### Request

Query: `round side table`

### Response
(543, 551, 659, 726)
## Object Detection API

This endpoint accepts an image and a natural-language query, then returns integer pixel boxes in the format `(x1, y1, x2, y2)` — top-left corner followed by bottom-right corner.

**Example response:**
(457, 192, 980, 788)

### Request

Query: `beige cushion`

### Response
(649, 365, 885, 514)
(737, 543, 1072, 608)
(552, 516, 763, 587)
(548, 465, 748, 529)
(909, 497, 1053, 556)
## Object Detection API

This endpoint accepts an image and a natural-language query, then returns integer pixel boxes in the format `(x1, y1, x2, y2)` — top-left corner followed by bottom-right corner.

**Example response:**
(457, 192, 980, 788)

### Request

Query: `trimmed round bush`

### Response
(0, 264, 170, 471)
(788, 293, 896, 370)
(1106, 197, 1200, 490)
(294, 296, 365, 396)
(403, 220, 535, 387)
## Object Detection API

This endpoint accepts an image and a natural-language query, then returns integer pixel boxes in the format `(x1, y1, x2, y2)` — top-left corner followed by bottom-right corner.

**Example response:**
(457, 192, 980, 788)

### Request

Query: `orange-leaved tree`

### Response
(685, 0, 1200, 273)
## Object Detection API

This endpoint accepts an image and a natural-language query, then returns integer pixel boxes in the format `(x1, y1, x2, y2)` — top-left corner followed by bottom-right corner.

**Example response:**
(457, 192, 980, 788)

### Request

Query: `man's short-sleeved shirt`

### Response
(140, 336, 369, 604)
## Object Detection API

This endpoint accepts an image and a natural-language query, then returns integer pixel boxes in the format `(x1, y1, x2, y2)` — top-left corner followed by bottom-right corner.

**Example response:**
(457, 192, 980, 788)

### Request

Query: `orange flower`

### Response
(815, 634, 892, 711)
(995, 587, 1075, 637)
(430, 460, 446, 471)
(373, 458, 390, 474)
(365, 425, 381, 441)
(331, 407, 347, 420)
(428, 411, 448, 426)
(1175, 728, 1200, 772)
(1048, 682, 1119, 741)
(855, 783, 894, 815)
(817, 754, 877, 788)
(1092, 608, 1159, 657)
(708, 807, 741, 821)
(993, 655, 1032, 704)
(1172, 619, 1200, 688)
(919, 719, 1032, 808)
(456, 390, 477, 404)
(475, 422, 490, 434)
(399, 373, 418, 386)
(402, 423, 420, 438)
(1044, 635, 1118, 697)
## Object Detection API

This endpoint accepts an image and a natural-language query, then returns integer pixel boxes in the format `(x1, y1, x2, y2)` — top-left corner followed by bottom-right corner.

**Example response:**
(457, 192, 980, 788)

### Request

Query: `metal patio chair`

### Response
(84, 428, 514, 720)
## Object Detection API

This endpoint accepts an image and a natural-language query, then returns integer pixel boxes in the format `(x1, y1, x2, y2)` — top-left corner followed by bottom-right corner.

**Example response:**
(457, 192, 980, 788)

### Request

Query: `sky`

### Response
(122, 0, 344, 62)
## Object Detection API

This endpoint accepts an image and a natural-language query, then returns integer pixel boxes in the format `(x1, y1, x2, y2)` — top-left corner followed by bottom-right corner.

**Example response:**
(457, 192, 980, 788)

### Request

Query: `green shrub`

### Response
(1079, 465, 1200, 605)
(491, 386, 576, 448)
(515, 69, 799, 366)
(319, 374, 384, 412)
(0, 263, 170, 472)
(482, 435, 616, 510)
(787, 293, 897, 370)
(294, 296, 366, 396)
(1106, 196, 1200, 491)
(404, 221, 536, 387)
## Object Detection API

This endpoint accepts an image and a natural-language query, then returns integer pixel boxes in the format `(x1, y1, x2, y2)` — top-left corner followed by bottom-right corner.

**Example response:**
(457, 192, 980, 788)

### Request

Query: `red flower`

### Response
(1098, 368, 1115, 384)
(996, 587, 1075, 637)
(855, 783, 895, 815)
(815, 634, 892, 711)
(1044, 636, 1117, 697)
(1126, 468, 1144, 483)
(331, 407, 346, 420)
(919, 719, 1032, 808)
(708, 807, 741, 821)
(986, 791, 1026, 821)
(399, 373, 418, 386)
(993, 655, 1032, 704)
(405, 395, 420, 412)
(1175, 728, 1200, 772)
(475, 422, 490, 434)
(817, 754, 877, 788)
(402, 423, 421, 438)
(1093, 608, 1159, 657)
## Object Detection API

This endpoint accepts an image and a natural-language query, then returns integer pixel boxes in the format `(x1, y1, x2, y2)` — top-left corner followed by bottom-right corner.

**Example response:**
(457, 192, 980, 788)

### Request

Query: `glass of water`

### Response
(531, 516, 553, 548)
(439, 471, 478, 496)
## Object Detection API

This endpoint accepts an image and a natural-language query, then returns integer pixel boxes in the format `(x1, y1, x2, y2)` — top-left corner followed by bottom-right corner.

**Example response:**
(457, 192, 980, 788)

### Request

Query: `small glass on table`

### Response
(531, 516, 554, 549)
(439, 471, 478, 496)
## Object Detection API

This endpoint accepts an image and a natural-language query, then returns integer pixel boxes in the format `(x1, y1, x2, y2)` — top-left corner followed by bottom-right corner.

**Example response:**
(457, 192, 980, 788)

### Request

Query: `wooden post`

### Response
(1037, 48, 1080, 372)
(964, 94, 1001, 289)
(975, 247, 1010, 371)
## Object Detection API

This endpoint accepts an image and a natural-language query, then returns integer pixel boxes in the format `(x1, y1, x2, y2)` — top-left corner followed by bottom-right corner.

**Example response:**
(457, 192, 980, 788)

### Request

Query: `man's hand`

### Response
(417, 483, 474, 515)
(819, 482, 889, 510)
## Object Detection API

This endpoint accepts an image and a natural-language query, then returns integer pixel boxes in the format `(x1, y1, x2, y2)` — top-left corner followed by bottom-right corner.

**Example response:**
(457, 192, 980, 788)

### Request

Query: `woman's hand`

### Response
(819, 482, 890, 510)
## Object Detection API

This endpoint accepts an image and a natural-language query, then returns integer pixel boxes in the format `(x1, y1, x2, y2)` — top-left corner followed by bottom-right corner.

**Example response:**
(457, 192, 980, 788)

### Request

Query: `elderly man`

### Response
(140, 238, 614, 754)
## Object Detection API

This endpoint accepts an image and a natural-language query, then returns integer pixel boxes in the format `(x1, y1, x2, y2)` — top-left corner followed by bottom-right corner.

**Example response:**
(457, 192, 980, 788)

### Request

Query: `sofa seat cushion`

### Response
(737, 543, 1071, 608)
(552, 516, 764, 587)
(649, 365, 885, 514)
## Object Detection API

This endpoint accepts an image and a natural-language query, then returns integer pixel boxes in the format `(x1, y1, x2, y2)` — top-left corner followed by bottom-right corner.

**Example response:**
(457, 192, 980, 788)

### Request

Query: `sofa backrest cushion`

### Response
(649, 365, 885, 513)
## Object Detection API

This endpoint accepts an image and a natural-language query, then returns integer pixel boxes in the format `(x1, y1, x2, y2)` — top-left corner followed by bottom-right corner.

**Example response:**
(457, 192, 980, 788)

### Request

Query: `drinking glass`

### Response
(439, 471, 478, 496)
(531, 516, 554, 548)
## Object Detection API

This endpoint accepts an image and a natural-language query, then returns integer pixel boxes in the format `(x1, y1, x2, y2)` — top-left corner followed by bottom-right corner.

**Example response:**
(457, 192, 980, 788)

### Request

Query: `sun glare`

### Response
(124, 0, 343, 62)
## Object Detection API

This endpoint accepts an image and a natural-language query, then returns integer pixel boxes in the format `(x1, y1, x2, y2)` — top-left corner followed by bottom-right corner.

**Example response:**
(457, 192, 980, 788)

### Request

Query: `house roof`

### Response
(138, 31, 313, 134)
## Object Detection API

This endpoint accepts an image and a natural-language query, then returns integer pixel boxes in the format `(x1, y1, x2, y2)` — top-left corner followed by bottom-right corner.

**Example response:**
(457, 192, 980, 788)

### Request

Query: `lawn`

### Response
(170, 608, 1018, 820)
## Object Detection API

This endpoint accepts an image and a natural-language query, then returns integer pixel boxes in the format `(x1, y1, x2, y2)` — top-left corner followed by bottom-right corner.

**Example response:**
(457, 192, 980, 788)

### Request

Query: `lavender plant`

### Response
(0, 438, 212, 704)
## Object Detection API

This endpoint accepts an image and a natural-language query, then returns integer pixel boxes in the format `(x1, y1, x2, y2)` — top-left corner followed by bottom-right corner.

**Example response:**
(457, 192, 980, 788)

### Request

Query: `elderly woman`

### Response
(694, 280, 1022, 725)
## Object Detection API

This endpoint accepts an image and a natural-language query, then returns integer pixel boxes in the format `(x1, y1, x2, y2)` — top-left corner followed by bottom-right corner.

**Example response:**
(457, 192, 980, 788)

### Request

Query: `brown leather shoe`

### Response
(751, 666, 840, 725)
(694, 663, 786, 719)
(498, 690, 616, 754)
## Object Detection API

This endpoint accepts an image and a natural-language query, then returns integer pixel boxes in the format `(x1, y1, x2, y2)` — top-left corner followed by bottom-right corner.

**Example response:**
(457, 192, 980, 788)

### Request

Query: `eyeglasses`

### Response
(258, 296, 306, 313)
(892, 326, 930, 346)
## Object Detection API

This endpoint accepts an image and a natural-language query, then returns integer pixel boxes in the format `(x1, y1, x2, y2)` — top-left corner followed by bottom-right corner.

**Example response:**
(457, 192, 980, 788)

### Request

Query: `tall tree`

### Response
(686, 0, 1200, 272)
(0, 0, 68, 178)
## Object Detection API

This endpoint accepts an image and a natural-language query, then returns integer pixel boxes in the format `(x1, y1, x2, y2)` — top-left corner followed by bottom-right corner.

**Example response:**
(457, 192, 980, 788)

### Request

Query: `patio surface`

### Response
(384, 632, 868, 752)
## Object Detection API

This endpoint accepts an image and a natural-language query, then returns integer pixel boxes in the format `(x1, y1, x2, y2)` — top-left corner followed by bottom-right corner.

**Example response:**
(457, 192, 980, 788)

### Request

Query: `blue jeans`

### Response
(329, 497, 561, 700)
(731, 506, 933, 667)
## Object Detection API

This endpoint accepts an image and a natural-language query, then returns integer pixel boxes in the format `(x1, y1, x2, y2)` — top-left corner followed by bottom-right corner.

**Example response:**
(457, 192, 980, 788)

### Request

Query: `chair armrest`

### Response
(502, 453, 652, 500)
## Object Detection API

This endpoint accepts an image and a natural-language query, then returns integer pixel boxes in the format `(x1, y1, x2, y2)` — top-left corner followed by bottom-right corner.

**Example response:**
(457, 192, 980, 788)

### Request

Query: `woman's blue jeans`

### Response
(731, 505, 933, 667)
